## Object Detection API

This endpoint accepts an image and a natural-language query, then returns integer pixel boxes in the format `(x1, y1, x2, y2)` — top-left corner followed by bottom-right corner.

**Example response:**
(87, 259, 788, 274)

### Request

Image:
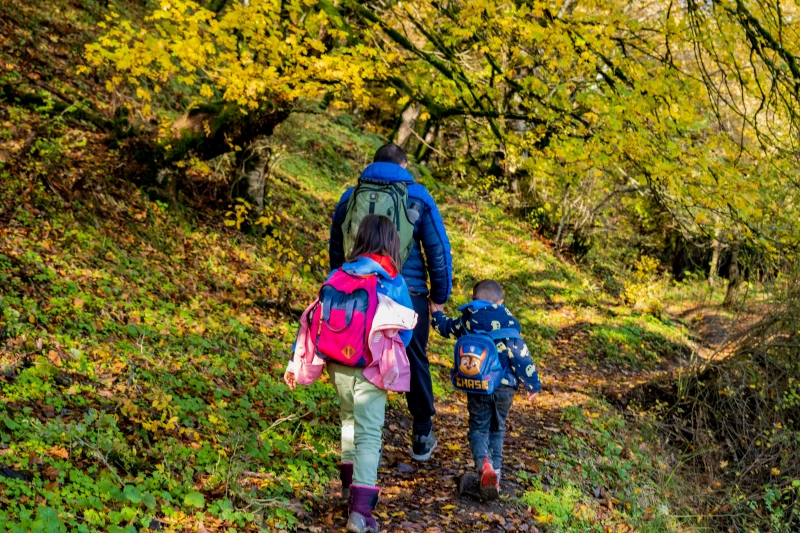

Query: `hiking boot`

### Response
(346, 485, 380, 533)
(411, 428, 438, 461)
(479, 458, 499, 500)
(340, 462, 353, 501)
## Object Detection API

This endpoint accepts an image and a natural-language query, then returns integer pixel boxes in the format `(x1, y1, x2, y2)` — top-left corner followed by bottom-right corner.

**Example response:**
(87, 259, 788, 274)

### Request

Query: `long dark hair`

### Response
(349, 214, 402, 270)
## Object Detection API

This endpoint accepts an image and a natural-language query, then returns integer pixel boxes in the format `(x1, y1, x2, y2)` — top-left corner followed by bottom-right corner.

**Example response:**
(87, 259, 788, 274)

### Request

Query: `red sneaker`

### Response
(479, 458, 499, 500)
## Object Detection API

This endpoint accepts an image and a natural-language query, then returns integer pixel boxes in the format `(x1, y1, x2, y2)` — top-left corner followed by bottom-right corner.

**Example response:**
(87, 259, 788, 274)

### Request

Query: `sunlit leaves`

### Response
(86, 0, 387, 114)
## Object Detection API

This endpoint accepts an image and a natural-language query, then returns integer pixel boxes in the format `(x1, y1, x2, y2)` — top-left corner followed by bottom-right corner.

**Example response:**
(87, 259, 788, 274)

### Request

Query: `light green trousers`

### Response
(327, 362, 387, 487)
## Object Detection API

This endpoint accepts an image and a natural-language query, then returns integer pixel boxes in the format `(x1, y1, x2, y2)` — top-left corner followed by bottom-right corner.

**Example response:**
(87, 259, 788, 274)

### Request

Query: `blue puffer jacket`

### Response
(329, 163, 453, 304)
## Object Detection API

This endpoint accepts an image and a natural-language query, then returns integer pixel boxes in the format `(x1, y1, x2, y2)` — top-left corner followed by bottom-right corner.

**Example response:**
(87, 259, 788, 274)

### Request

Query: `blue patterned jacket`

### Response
(431, 301, 542, 393)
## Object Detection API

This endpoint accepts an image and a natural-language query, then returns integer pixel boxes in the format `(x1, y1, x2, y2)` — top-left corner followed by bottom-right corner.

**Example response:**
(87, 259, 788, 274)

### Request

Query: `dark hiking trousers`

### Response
(405, 294, 435, 434)
(467, 385, 515, 473)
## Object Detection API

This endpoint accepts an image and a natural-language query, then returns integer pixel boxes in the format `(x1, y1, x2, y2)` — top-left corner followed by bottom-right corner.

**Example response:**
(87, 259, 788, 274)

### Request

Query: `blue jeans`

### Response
(467, 386, 515, 473)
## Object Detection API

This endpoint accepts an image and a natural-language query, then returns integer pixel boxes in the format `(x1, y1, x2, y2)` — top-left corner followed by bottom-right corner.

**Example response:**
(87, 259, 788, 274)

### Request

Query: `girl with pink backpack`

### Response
(284, 215, 417, 533)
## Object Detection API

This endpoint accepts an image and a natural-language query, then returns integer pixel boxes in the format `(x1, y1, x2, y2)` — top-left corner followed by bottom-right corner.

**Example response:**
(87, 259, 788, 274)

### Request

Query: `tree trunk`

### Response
(708, 236, 721, 287)
(555, 185, 571, 248)
(708, 215, 722, 286)
(415, 120, 438, 163)
(119, 102, 289, 190)
(723, 244, 741, 307)
(232, 141, 271, 212)
(394, 103, 421, 149)
(558, 0, 579, 18)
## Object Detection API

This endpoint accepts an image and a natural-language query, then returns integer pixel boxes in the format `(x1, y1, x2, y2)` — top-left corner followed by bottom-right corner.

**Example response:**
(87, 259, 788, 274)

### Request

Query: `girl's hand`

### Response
(526, 391, 539, 403)
(284, 370, 297, 391)
(428, 300, 444, 314)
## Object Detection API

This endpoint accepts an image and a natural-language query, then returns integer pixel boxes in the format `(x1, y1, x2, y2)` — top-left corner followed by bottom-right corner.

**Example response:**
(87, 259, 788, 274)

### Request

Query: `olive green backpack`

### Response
(342, 178, 419, 265)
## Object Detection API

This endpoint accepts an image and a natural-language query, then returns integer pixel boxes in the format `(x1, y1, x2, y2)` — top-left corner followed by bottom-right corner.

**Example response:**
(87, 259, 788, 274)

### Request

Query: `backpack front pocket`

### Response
(315, 285, 371, 366)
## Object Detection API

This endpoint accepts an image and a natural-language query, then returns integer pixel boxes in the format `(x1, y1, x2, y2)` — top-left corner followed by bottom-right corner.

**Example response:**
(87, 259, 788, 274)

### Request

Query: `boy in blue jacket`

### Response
(429, 280, 541, 499)
(330, 144, 453, 462)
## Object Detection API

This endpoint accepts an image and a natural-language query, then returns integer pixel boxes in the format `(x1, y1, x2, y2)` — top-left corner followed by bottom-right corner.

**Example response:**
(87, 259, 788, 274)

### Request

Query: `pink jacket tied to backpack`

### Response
(290, 293, 417, 392)
(363, 293, 417, 391)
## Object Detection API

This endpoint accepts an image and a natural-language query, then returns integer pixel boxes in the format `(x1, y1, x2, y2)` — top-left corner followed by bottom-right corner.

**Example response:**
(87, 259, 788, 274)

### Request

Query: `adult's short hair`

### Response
(473, 280, 504, 303)
(373, 144, 407, 165)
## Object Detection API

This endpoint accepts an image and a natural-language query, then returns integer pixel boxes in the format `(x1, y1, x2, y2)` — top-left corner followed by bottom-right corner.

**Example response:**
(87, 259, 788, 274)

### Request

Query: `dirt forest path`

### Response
(299, 318, 691, 533)
(302, 391, 560, 533)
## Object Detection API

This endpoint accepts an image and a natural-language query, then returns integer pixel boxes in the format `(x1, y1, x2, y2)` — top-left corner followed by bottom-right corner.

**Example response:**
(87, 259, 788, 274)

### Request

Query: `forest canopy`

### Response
(86, 0, 800, 281)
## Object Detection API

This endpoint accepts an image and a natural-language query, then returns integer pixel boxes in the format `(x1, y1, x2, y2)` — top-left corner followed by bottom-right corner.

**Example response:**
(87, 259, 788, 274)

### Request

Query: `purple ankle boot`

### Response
(346, 484, 380, 533)
(339, 462, 353, 500)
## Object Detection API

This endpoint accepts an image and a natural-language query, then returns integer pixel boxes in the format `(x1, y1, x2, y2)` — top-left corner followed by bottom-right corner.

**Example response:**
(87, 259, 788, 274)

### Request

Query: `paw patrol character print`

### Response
(459, 345, 488, 377)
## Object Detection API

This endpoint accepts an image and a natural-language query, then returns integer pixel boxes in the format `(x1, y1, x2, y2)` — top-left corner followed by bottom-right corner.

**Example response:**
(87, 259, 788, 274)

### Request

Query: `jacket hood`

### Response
(458, 300, 521, 333)
(360, 162, 415, 184)
(341, 256, 394, 280)
(458, 299, 497, 312)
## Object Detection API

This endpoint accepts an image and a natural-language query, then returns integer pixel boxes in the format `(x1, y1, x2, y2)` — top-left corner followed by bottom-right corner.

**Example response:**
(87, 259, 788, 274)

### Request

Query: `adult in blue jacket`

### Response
(330, 144, 453, 462)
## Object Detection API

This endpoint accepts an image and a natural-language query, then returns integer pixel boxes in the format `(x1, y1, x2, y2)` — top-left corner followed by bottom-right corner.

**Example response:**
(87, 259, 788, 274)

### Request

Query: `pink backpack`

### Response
(308, 269, 379, 367)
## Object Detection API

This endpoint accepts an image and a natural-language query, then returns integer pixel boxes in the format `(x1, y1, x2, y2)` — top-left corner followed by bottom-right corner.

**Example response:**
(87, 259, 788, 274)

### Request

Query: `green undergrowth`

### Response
(520, 400, 686, 533)
(1, 107, 695, 531)
(0, 112, 384, 532)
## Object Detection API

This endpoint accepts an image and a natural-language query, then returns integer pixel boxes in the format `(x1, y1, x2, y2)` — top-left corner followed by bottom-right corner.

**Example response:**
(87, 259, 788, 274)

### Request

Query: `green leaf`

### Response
(120, 506, 137, 522)
(142, 491, 157, 509)
(3, 416, 18, 430)
(31, 506, 65, 533)
(184, 491, 205, 509)
(108, 526, 137, 533)
(122, 485, 142, 504)
(98, 478, 123, 501)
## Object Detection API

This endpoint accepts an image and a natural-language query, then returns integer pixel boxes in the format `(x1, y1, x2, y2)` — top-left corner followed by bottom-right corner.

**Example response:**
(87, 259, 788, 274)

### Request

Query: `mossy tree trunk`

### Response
(709, 235, 722, 287)
(724, 243, 742, 308)
(232, 140, 272, 213)
(394, 103, 421, 149)
(119, 102, 289, 198)
(708, 216, 723, 287)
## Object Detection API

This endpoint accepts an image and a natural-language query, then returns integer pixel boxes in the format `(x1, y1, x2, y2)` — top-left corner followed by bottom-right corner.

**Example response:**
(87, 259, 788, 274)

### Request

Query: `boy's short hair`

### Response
(473, 280, 503, 303)
(373, 144, 407, 165)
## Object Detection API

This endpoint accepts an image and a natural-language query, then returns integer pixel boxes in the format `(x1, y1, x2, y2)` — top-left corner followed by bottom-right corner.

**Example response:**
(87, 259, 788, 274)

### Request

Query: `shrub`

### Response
(623, 255, 669, 317)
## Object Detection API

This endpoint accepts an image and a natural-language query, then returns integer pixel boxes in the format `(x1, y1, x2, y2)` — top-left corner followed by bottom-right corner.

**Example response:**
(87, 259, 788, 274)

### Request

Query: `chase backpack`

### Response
(452, 328, 522, 395)
(342, 178, 419, 265)
(309, 268, 379, 367)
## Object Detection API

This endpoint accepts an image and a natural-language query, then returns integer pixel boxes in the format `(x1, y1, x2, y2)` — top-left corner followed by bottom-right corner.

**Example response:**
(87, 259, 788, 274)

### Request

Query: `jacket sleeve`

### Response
(507, 338, 542, 393)
(431, 310, 466, 340)
(329, 192, 351, 270)
(417, 189, 453, 304)
(393, 275, 415, 347)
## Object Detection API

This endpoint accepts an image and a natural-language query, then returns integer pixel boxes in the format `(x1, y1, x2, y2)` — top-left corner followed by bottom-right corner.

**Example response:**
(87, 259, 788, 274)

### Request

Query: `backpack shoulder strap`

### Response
(485, 328, 522, 341)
